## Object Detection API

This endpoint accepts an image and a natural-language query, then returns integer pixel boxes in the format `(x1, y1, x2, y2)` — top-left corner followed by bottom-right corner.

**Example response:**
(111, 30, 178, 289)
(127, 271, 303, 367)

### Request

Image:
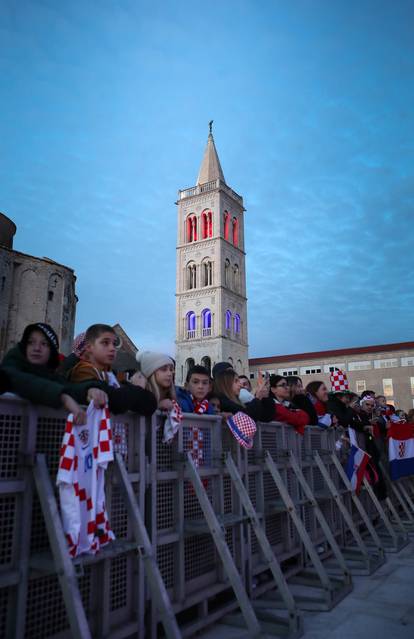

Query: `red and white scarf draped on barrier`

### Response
(163, 399, 183, 443)
(190, 398, 209, 467)
(57, 402, 115, 557)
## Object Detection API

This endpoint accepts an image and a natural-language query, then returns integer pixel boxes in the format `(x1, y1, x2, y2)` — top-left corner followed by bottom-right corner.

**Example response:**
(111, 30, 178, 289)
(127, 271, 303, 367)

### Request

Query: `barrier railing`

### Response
(0, 395, 413, 639)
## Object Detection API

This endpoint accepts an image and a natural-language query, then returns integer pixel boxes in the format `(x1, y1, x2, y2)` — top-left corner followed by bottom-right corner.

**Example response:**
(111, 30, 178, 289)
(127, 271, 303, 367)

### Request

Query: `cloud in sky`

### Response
(0, 0, 413, 357)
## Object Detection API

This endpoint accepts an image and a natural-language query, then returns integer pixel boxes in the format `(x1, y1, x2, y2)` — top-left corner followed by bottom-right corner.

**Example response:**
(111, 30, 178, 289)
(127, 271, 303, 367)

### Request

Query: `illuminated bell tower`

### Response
(175, 124, 248, 384)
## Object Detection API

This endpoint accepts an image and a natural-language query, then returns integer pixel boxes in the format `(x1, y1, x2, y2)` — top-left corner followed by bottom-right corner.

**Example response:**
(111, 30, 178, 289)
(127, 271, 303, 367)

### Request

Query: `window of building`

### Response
(232, 217, 239, 246)
(225, 309, 232, 330)
(250, 373, 255, 380)
(224, 259, 230, 287)
(186, 262, 197, 289)
(401, 357, 414, 367)
(186, 215, 197, 242)
(202, 308, 212, 337)
(186, 311, 196, 339)
(233, 264, 239, 292)
(382, 378, 394, 397)
(201, 356, 211, 375)
(299, 366, 322, 375)
(186, 358, 195, 374)
(223, 211, 230, 241)
(374, 358, 398, 369)
(355, 380, 366, 394)
(203, 260, 213, 286)
(228, 357, 234, 366)
(348, 361, 372, 371)
(48, 290, 54, 301)
(237, 359, 243, 373)
(323, 363, 346, 373)
(410, 377, 414, 394)
(234, 313, 241, 334)
(278, 368, 298, 376)
(201, 210, 213, 239)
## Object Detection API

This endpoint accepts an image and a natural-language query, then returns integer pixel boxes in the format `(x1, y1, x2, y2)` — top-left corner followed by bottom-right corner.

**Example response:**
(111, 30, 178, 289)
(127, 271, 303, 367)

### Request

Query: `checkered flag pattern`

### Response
(226, 411, 257, 449)
(190, 427, 204, 467)
(330, 368, 349, 392)
(57, 402, 115, 557)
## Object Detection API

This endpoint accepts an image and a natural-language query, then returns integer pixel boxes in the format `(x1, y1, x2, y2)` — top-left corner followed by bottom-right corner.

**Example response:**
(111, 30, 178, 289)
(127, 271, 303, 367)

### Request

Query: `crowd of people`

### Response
(1, 321, 413, 498)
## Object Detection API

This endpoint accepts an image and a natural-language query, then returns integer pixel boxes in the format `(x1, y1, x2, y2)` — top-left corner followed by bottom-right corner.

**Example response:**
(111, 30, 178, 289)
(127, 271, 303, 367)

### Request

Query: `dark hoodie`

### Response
(1, 345, 102, 409)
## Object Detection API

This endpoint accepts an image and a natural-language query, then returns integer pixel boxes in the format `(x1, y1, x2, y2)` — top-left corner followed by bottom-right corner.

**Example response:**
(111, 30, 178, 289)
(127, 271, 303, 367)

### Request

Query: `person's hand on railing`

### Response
(158, 398, 174, 412)
(87, 388, 108, 408)
(129, 371, 147, 389)
(61, 394, 87, 425)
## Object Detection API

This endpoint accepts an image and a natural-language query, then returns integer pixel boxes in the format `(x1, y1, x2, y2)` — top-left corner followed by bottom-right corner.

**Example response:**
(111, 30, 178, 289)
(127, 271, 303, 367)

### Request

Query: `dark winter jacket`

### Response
(216, 394, 275, 422)
(0, 368, 11, 394)
(1, 345, 101, 408)
(326, 394, 356, 429)
(291, 393, 319, 425)
(175, 386, 215, 414)
(64, 355, 157, 417)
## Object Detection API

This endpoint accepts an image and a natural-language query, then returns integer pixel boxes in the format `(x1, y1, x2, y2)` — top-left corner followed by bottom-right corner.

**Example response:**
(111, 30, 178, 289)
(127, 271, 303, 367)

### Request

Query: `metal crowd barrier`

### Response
(0, 395, 413, 639)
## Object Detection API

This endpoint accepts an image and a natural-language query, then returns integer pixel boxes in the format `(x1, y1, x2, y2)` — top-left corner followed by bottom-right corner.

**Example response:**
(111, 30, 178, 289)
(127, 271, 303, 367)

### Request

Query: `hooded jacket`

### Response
(2, 345, 101, 408)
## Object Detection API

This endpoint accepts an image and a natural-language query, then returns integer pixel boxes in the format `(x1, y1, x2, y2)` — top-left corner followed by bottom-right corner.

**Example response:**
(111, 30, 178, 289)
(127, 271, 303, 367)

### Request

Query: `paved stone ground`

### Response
(198, 541, 414, 638)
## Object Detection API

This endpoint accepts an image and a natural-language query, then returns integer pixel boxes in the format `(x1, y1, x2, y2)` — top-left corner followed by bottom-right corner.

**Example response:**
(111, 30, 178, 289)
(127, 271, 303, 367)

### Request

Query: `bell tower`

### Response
(175, 125, 249, 384)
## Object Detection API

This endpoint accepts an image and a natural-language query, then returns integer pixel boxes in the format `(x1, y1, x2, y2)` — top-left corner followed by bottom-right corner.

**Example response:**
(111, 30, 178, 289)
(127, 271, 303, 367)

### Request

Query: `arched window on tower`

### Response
(224, 259, 230, 287)
(233, 264, 239, 292)
(186, 311, 196, 339)
(201, 308, 212, 337)
(187, 215, 198, 242)
(202, 210, 213, 239)
(201, 356, 211, 376)
(223, 211, 230, 241)
(237, 359, 243, 373)
(225, 310, 232, 331)
(234, 313, 241, 335)
(228, 356, 234, 367)
(232, 217, 239, 246)
(203, 260, 213, 286)
(186, 358, 195, 375)
(186, 262, 197, 289)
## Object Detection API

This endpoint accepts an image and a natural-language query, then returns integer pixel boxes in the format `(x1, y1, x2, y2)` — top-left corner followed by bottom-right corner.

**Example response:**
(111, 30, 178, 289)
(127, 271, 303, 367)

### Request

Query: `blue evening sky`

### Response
(1, 0, 413, 357)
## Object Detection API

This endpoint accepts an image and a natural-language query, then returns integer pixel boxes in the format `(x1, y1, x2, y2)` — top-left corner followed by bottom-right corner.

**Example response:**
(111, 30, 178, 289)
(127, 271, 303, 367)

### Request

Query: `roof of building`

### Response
(249, 341, 414, 366)
(197, 133, 225, 185)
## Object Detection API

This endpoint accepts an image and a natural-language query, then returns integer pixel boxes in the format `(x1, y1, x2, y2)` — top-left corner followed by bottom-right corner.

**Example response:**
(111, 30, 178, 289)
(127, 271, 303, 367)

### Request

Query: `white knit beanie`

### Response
(136, 351, 174, 379)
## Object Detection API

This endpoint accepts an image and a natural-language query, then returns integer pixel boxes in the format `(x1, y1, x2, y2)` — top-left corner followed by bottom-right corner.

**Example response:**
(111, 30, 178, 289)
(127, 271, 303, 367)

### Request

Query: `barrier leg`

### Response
(329, 453, 386, 565)
(287, 452, 352, 581)
(185, 452, 263, 638)
(225, 453, 302, 637)
(33, 454, 92, 639)
(265, 451, 351, 611)
(362, 478, 409, 552)
(114, 453, 182, 639)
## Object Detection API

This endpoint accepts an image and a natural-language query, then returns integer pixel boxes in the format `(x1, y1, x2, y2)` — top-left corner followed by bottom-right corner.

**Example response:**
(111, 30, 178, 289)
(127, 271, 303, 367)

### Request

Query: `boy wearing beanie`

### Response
(68, 324, 157, 416)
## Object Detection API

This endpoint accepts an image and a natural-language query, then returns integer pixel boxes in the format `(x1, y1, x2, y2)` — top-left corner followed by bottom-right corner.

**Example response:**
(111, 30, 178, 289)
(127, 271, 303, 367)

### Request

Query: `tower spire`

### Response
(196, 123, 225, 185)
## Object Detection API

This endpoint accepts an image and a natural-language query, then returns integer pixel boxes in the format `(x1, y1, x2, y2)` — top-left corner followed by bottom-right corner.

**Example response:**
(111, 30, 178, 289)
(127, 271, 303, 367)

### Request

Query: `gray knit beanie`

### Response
(135, 351, 174, 379)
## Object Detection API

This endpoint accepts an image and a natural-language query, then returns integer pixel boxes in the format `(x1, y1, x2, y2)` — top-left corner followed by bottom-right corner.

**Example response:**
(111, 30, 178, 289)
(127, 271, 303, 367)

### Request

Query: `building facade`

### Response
(175, 130, 248, 384)
(0, 212, 77, 358)
(249, 342, 414, 411)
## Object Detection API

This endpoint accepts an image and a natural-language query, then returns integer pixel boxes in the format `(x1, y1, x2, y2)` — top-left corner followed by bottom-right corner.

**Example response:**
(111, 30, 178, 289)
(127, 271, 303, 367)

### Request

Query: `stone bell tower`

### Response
(175, 125, 248, 385)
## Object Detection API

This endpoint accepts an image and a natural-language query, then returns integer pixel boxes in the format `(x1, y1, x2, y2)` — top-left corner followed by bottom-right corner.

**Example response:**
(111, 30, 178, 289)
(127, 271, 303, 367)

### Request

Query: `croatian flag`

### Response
(346, 445, 370, 494)
(388, 422, 414, 480)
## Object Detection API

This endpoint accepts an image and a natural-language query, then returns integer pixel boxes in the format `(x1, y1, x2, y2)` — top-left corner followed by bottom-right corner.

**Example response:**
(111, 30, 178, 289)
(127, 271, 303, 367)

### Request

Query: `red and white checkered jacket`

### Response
(57, 402, 115, 557)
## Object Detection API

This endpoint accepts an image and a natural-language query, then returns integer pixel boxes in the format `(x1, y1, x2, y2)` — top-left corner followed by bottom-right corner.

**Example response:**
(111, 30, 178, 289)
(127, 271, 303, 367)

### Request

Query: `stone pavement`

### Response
(198, 541, 414, 638)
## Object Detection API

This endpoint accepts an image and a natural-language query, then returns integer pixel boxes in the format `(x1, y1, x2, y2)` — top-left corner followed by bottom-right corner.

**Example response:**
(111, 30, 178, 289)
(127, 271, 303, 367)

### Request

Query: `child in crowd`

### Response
(136, 351, 181, 442)
(67, 324, 157, 416)
(213, 368, 274, 422)
(176, 365, 215, 414)
(2, 323, 107, 423)
(238, 374, 255, 403)
(269, 375, 309, 435)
